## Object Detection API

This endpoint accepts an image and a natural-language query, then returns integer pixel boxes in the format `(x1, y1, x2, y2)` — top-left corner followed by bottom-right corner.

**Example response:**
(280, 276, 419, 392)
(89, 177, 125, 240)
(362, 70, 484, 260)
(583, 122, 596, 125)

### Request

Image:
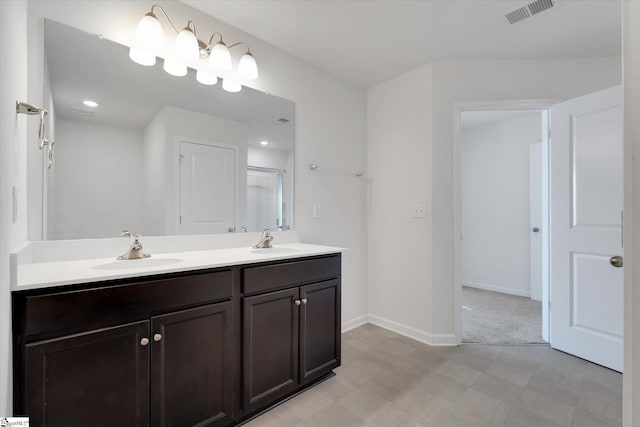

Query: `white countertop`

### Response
(12, 243, 344, 291)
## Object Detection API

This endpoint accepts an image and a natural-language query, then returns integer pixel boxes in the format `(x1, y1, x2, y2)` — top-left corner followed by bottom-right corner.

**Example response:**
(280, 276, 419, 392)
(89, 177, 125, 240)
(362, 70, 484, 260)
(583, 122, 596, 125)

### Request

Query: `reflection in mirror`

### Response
(42, 20, 294, 240)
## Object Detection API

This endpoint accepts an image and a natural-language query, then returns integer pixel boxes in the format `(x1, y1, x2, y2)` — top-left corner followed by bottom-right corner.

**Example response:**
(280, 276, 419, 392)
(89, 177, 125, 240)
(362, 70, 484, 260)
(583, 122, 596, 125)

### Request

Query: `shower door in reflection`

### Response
(247, 166, 284, 231)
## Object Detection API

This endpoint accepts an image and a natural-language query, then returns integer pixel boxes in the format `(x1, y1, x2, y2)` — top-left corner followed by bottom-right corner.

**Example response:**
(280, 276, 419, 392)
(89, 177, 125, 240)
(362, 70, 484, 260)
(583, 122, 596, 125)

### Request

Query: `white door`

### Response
(550, 85, 623, 371)
(179, 141, 236, 234)
(529, 142, 543, 302)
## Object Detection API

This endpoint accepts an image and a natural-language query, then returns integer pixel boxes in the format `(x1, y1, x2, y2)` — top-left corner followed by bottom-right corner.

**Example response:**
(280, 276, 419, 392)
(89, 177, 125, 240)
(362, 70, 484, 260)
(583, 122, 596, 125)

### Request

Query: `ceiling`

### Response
(182, 0, 622, 87)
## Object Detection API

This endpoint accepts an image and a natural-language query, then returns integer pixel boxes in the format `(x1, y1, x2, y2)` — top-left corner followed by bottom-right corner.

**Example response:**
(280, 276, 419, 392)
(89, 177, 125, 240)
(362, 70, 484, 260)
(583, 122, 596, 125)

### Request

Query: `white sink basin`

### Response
(250, 247, 301, 255)
(93, 258, 183, 270)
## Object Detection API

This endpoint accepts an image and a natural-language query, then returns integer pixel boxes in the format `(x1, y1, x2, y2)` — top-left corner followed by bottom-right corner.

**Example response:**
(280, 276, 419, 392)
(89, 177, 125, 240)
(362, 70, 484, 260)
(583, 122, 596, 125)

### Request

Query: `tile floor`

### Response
(244, 324, 622, 427)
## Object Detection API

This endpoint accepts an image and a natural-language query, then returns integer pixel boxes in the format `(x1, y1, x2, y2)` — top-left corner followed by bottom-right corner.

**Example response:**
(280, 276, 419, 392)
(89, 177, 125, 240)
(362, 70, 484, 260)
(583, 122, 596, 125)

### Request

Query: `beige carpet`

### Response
(462, 286, 546, 344)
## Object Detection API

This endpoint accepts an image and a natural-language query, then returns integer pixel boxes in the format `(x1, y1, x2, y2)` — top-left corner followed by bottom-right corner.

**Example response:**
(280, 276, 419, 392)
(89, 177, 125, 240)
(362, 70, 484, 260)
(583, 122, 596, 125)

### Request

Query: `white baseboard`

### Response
(367, 314, 458, 347)
(341, 315, 369, 333)
(463, 281, 531, 298)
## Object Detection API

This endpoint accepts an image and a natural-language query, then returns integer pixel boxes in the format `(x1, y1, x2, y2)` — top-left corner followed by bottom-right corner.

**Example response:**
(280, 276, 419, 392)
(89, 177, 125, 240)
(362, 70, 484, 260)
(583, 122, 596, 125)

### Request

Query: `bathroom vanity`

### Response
(11, 245, 342, 427)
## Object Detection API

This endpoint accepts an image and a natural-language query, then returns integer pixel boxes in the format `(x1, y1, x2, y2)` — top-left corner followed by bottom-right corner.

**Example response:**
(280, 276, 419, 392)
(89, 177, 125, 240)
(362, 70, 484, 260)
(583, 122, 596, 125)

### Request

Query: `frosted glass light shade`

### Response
(129, 47, 156, 66)
(196, 70, 218, 85)
(135, 13, 163, 51)
(175, 28, 199, 63)
(222, 79, 242, 93)
(163, 57, 187, 77)
(129, 13, 163, 66)
(209, 42, 232, 72)
(238, 53, 258, 80)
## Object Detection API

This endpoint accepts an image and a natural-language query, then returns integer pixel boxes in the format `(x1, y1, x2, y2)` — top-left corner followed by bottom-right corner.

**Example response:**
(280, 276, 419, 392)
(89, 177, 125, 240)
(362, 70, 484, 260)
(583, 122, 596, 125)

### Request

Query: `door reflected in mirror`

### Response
(41, 20, 294, 240)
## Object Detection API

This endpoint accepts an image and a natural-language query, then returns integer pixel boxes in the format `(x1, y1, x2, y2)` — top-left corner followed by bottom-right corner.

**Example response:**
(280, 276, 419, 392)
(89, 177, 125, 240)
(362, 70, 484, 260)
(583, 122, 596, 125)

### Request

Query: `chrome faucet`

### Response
(117, 231, 151, 260)
(253, 228, 274, 249)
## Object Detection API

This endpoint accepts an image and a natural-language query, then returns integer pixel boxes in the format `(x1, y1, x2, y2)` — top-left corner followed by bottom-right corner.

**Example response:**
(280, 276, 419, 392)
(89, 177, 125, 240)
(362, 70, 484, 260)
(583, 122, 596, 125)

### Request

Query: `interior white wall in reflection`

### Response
(460, 112, 541, 298)
(55, 119, 144, 239)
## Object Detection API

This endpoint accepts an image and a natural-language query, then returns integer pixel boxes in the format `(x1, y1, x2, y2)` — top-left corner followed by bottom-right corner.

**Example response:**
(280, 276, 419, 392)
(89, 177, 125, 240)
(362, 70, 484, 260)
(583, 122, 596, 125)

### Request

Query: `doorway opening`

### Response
(457, 107, 550, 345)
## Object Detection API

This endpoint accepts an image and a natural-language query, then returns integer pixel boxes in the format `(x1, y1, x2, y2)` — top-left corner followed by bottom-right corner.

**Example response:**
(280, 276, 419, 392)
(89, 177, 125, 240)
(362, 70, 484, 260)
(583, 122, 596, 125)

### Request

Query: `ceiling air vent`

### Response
(70, 108, 94, 117)
(505, 0, 557, 25)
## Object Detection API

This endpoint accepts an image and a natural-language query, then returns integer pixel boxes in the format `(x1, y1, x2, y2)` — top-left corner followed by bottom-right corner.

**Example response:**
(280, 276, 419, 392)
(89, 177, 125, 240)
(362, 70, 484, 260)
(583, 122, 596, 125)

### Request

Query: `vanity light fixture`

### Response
(260, 140, 269, 146)
(222, 79, 242, 93)
(82, 100, 99, 108)
(130, 4, 259, 92)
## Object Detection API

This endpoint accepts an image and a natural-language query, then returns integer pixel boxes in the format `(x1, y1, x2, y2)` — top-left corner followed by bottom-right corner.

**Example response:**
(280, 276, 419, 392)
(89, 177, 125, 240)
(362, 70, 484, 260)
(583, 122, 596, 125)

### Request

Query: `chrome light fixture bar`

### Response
(129, 4, 259, 92)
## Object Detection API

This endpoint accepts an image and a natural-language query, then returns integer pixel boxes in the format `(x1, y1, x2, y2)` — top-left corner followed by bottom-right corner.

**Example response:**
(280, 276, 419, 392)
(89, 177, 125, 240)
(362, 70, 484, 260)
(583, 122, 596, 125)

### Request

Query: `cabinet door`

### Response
(242, 287, 299, 413)
(24, 321, 149, 427)
(151, 302, 233, 427)
(300, 280, 341, 385)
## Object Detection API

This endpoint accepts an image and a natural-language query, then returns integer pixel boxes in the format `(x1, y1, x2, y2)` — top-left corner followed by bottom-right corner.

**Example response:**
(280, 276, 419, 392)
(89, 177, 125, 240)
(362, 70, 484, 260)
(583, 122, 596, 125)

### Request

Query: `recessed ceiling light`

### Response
(82, 100, 98, 108)
(260, 141, 269, 146)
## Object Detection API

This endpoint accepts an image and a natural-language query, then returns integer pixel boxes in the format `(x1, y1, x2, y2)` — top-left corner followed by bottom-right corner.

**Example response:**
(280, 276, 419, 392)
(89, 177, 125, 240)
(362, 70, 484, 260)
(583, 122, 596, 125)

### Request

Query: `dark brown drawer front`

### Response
(242, 255, 340, 294)
(23, 270, 233, 339)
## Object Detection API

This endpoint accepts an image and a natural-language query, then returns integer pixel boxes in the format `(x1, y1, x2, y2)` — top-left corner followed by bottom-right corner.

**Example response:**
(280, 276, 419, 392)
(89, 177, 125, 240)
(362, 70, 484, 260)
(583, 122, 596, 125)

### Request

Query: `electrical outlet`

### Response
(413, 203, 426, 218)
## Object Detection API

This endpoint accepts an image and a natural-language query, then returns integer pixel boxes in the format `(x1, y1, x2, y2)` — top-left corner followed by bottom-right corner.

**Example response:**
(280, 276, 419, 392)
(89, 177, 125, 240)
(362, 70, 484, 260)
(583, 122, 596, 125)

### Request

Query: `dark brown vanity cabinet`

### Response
(14, 270, 234, 427)
(241, 256, 341, 415)
(13, 253, 341, 426)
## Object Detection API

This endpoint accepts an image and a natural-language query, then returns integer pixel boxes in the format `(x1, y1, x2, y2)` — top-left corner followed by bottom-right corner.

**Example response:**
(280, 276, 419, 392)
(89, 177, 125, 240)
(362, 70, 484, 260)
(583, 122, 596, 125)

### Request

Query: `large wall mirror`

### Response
(41, 20, 294, 240)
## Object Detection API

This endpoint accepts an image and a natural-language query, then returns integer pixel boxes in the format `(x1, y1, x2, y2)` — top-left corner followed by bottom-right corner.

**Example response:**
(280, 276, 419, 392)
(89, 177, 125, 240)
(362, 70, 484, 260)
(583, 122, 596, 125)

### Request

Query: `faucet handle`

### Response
(121, 230, 131, 238)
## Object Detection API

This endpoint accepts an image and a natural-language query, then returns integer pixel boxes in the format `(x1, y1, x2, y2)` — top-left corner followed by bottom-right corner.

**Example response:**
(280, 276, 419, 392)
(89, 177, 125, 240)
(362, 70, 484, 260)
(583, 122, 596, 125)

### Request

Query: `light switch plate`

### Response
(313, 203, 322, 219)
(413, 203, 426, 218)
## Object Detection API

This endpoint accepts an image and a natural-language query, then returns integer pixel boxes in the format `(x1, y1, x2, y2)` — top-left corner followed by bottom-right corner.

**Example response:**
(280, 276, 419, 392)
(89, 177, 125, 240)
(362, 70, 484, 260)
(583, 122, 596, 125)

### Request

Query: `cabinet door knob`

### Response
(294, 299, 301, 306)
(154, 333, 162, 342)
(301, 298, 308, 304)
(140, 338, 149, 346)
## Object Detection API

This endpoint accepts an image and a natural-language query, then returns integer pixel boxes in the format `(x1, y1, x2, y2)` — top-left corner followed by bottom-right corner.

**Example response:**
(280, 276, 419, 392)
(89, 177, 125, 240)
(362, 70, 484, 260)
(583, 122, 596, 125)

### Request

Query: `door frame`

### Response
(175, 137, 240, 235)
(452, 99, 558, 345)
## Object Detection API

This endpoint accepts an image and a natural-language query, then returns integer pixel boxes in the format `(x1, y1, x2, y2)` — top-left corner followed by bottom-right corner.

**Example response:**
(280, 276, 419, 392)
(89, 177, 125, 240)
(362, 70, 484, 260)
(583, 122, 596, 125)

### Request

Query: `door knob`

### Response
(610, 256, 623, 268)
(531, 227, 540, 233)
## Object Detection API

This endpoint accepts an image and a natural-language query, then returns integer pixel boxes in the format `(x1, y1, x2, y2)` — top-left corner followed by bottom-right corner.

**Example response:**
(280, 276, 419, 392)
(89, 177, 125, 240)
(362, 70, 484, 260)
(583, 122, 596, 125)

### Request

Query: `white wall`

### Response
(430, 57, 621, 337)
(142, 108, 167, 237)
(461, 113, 541, 297)
(0, 0, 29, 415)
(623, 1, 640, 425)
(366, 64, 434, 341)
(54, 119, 144, 239)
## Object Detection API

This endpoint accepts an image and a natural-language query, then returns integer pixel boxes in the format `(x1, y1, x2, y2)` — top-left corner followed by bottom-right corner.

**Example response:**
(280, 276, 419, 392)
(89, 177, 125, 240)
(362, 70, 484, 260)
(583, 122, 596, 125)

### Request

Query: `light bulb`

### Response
(163, 57, 187, 77)
(209, 42, 232, 72)
(129, 12, 163, 66)
(238, 52, 258, 80)
(196, 70, 218, 85)
(175, 27, 199, 63)
(129, 47, 156, 66)
(222, 79, 242, 93)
